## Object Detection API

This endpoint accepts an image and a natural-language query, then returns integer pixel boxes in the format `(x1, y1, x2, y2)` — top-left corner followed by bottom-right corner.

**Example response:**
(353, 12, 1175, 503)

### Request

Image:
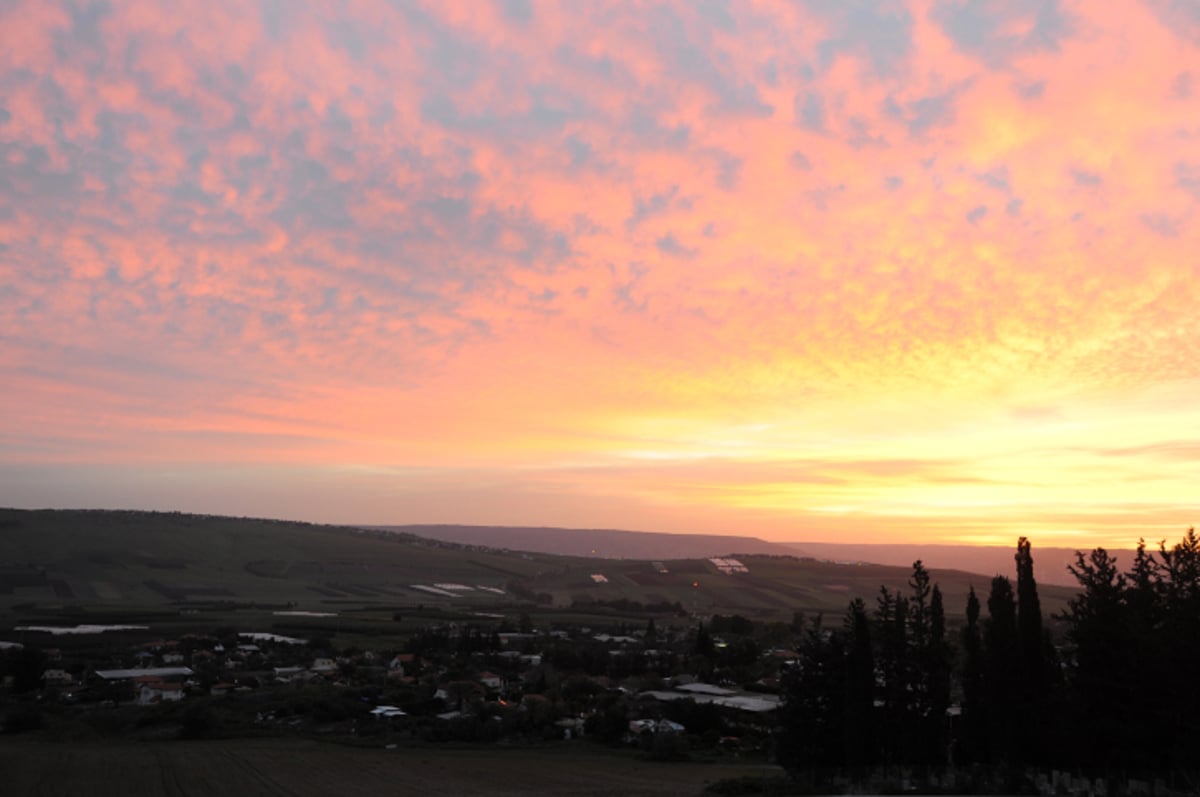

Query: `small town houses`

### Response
(4, 617, 782, 754)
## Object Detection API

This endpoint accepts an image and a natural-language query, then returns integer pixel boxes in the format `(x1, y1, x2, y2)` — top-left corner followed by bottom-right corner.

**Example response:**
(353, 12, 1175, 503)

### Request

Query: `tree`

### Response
(777, 615, 847, 785)
(922, 584, 951, 767)
(8, 645, 46, 694)
(1014, 537, 1049, 763)
(1014, 538, 1044, 675)
(694, 622, 714, 657)
(983, 576, 1019, 764)
(875, 586, 911, 768)
(959, 586, 986, 764)
(843, 598, 876, 774)
(908, 561, 949, 768)
(1062, 547, 1130, 767)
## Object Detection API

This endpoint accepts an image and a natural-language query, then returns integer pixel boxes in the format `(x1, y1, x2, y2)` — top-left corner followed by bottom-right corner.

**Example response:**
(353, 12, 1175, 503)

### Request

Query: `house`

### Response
(94, 666, 194, 682)
(628, 718, 685, 734)
(310, 657, 338, 674)
(272, 666, 305, 682)
(479, 671, 503, 690)
(370, 705, 407, 718)
(134, 676, 184, 705)
(42, 669, 73, 685)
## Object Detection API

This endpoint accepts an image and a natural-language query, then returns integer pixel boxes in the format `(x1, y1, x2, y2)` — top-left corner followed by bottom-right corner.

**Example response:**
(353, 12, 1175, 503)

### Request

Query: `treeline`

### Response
(777, 530, 1200, 785)
(569, 597, 688, 616)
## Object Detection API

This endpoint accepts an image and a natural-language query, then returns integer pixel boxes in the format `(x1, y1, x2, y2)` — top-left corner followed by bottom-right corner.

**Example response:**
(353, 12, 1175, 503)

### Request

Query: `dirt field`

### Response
(0, 738, 783, 796)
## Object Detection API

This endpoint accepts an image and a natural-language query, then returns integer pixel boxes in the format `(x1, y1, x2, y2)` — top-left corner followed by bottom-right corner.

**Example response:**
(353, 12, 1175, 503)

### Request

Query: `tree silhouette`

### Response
(1014, 537, 1049, 762)
(959, 585, 986, 765)
(983, 575, 1018, 764)
(843, 598, 876, 774)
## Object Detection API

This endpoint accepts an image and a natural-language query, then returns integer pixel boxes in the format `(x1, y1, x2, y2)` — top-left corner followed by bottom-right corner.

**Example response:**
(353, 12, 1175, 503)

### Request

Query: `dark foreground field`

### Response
(0, 738, 782, 796)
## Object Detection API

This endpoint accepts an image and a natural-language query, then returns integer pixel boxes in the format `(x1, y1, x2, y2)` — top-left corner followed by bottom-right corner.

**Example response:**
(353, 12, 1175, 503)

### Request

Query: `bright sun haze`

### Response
(2, 1, 1198, 548)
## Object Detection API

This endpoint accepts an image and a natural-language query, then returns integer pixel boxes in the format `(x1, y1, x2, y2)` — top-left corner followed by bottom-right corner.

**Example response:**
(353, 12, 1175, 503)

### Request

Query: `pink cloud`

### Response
(1, 0, 1199, 545)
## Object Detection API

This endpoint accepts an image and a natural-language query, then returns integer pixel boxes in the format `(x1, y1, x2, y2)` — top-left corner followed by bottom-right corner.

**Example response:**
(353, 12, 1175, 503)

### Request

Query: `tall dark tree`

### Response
(875, 586, 911, 769)
(843, 598, 876, 774)
(1014, 537, 1048, 762)
(7, 645, 46, 694)
(1062, 547, 1130, 767)
(1154, 530, 1200, 771)
(908, 561, 948, 768)
(777, 616, 847, 786)
(909, 560, 931, 655)
(959, 586, 986, 764)
(983, 575, 1019, 764)
(1014, 538, 1044, 673)
(922, 584, 952, 766)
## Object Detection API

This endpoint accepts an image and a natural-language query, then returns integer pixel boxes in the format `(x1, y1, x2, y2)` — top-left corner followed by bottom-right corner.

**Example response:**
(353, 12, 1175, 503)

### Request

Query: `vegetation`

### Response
(4, 509, 1198, 794)
(0, 508, 1078, 622)
(774, 531, 1200, 793)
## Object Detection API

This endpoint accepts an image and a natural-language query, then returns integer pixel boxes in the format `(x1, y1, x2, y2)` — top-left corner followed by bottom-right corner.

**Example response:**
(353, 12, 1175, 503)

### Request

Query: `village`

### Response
(1, 611, 789, 759)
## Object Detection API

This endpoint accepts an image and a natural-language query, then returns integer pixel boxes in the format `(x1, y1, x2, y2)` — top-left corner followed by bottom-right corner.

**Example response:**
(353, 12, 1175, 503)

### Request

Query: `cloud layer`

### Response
(3, 0, 1199, 547)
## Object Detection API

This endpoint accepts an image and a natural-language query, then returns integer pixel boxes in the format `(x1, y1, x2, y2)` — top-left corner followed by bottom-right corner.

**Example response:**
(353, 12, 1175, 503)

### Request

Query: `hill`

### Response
(371, 524, 797, 560)
(0, 509, 1077, 628)
(783, 541, 1136, 588)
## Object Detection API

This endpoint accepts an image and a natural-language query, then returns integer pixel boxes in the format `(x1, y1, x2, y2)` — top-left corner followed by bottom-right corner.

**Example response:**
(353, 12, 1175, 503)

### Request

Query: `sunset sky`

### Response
(2, 1, 1199, 548)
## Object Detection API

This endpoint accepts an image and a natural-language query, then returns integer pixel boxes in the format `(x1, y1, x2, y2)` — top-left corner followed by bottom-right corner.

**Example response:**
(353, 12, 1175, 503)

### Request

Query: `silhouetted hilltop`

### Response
(370, 524, 797, 560)
(782, 541, 1139, 587)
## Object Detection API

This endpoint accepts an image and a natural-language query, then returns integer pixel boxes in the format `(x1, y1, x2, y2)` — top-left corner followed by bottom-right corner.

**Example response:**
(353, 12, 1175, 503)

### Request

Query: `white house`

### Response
(42, 669, 73, 685)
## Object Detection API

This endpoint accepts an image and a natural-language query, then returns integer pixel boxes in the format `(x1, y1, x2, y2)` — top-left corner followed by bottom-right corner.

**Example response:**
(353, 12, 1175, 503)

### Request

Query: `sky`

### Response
(2, 0, 1199, 549)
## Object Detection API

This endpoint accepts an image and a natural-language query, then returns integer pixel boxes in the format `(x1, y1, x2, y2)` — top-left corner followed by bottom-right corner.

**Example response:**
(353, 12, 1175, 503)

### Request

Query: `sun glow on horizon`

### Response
(2, 1, 1199, 549)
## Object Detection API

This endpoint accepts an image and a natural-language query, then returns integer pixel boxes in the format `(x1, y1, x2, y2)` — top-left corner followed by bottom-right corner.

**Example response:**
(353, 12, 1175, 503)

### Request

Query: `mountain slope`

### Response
(783, 541, 1137, 587)
(371, 524, 797, 560)
(0, 509, 1077, 621)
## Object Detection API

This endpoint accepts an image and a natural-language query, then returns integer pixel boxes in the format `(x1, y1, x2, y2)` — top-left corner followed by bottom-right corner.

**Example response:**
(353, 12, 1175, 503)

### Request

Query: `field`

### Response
(0, 509, 553, 609)
(0, 738, 782, 796)
(0, 508, 1077, 641)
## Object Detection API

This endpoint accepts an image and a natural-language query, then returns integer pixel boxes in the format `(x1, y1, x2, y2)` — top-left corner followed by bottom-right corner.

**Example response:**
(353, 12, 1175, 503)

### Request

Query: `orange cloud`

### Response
(2, 0, 1199, 548)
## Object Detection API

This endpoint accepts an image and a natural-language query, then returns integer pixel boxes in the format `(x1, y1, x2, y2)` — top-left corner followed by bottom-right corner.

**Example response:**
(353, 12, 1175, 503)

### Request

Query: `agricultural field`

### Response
(0, 738, 782, 796)
(0, 509, 556, 610)
(538, 553, 1076, 622)
(0, 508, 1075, 641)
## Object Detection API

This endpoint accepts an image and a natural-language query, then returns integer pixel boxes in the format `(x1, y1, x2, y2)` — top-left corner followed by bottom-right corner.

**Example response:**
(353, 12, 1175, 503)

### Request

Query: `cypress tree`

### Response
(925, 584, 951, 767)
(844, 598, 876, 774)
(1014, 537, 1048, 762)
(875, 587, 905, 769)
(983, 575, 1019, 764)
(960, 586, 986, 764)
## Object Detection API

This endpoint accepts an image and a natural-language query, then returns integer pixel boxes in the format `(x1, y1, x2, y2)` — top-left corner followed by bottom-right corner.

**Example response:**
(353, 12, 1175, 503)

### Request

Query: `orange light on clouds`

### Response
(1, 0, 1199, 549)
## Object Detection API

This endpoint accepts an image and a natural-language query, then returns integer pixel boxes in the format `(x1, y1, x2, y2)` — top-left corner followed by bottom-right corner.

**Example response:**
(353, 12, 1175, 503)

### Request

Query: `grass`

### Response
(0, 508, 1076, 634)
(0, 736, 786, 796)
